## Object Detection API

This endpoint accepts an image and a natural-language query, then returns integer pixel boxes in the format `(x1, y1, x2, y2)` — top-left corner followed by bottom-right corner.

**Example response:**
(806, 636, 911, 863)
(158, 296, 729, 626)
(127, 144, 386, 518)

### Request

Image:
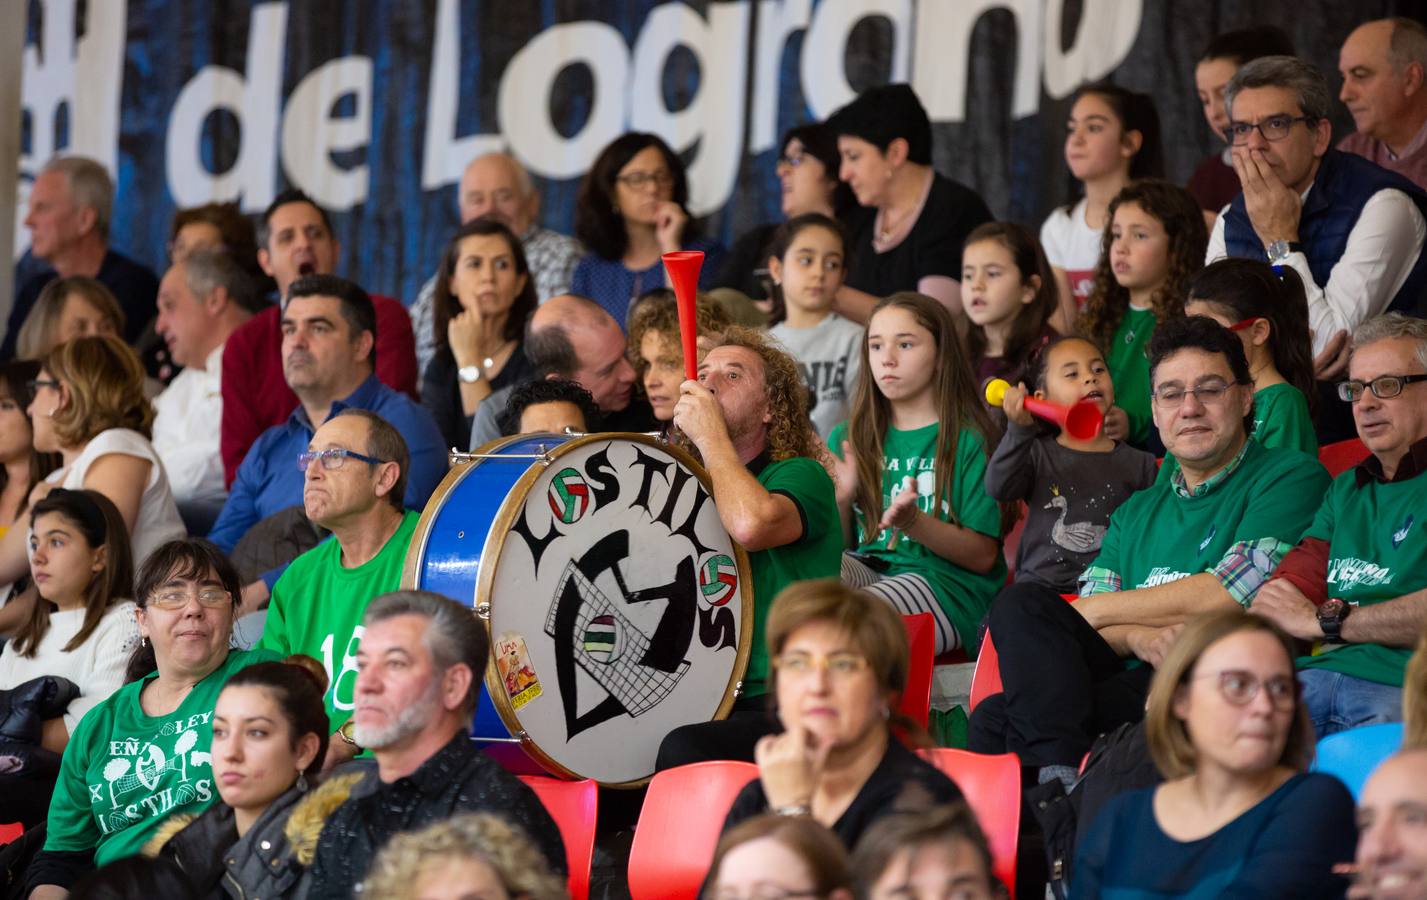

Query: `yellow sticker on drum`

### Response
(495, 632, 543, 710)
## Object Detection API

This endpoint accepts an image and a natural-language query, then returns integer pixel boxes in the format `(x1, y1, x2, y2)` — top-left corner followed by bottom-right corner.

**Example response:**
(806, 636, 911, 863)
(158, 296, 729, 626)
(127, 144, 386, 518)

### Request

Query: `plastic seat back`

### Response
(1313, 722, 1403, 800)
(518, 776, 598, 900)
(0, 823, 21, 845)
(1319, 437, 1368, 478)
(920, 748, 1021, 895)
(968, 630, 1002, 712)
(900, 613, 935, 727)
(628, 761, 759, 900)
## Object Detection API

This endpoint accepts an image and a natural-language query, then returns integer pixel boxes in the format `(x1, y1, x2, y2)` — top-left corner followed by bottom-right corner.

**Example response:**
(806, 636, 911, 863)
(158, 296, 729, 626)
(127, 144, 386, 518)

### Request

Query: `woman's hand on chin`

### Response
(754, 727, 833, 810)
(653, 201, 689, 253)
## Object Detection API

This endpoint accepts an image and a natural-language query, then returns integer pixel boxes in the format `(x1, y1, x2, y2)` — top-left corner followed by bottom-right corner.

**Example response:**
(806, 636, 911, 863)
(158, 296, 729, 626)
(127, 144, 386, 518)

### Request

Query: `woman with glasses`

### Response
(1072, 611, 1357, 899)
(719, 579, 963, 851)
(25, 539, 282, 898)
(711, 122, 855, 305)
(706, 813, 853, 900)
(571, 132, 725, 326)
(0, 336, 185, 619)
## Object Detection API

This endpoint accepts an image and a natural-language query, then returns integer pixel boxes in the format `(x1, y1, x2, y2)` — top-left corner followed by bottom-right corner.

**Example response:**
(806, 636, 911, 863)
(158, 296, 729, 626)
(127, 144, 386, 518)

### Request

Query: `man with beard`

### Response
(303, 590, 565, 899)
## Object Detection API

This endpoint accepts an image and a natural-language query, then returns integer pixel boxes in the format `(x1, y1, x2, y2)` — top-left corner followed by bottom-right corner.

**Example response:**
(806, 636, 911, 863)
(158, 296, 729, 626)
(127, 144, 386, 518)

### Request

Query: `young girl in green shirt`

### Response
(1078, 180, 1207, 448)
(829, 292, 1006, 655)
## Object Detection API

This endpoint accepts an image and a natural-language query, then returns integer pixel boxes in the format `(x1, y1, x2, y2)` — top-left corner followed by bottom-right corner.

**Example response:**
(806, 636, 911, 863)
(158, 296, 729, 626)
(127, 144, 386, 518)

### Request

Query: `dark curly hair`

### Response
(678, 326, 824, 465)
(574, 133, 698, 260)
(1078, 180, 1207, 356)
(497, 378, 601, 437)
(431, 217, 537, 350)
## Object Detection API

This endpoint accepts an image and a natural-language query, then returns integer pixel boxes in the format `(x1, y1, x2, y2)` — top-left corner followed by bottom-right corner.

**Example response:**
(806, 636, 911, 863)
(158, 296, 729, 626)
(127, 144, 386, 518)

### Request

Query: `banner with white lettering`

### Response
(15, 0, 1404, 304)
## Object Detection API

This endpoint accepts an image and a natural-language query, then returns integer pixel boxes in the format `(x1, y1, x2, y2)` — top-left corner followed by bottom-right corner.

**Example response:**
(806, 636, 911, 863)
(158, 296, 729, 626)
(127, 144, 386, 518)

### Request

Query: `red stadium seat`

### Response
(0, 822, 21, 845)
(1319, 437, 1368, 478)
(969, 594, 1076, 712)
(900, 613, 935, 728)
(518, 776, 598, 900)
(628, 761, 759, 900)
(919, 748, 1021, 895)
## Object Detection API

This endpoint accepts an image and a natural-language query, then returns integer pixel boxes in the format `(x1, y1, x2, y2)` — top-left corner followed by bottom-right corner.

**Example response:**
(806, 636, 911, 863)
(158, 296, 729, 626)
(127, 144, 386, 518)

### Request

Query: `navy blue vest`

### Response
(1223, 149, 1427, 318)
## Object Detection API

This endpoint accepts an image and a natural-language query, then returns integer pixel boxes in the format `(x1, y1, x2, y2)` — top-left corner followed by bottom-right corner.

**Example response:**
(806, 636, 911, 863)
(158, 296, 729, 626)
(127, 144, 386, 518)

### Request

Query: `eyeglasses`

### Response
(1227, 114, 1316, 145)
(297, 447, 386, 472)
(775, 150, 809, 170)
(149, 588, 232, 610)
(773, 651, 869, 679)
(1151, 380, 1244, 408)
(1337, 373, 1427, 402)
(26, 378, 60, 396)
(616, 170, 674, 191)
(1190, 669, 1297, 710)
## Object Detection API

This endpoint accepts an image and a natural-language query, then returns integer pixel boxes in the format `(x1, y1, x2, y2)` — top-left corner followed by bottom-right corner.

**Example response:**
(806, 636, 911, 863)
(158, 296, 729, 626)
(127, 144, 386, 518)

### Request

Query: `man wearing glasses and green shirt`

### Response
(969, 316, 1330, 789)
(1252, 313, 1427, 737)
(258, 408, 420, 770)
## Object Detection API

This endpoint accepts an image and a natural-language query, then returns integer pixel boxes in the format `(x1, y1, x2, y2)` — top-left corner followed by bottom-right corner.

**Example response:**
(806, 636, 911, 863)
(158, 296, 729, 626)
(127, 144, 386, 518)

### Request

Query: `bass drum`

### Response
(402, 432, 752, 787)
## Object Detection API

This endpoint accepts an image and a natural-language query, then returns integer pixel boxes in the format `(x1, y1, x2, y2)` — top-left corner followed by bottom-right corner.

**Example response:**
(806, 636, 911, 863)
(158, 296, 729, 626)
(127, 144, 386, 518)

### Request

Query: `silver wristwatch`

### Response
(458, 364, 482, 384)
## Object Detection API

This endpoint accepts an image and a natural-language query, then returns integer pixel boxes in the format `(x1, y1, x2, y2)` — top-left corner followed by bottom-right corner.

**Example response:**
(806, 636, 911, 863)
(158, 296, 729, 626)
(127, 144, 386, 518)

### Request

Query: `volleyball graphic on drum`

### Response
(403, 433, 752, 786)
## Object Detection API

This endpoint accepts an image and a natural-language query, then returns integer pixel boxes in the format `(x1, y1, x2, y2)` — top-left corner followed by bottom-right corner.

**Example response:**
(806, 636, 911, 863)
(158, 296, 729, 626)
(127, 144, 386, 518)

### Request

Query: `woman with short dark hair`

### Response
(571, 132, 725, 326)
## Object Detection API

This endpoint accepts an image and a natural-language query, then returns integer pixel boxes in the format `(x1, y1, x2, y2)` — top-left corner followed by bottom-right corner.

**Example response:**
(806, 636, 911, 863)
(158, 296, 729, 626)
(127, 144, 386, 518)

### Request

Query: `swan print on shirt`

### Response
(1045, 484, 1108, 554)
(91, 711, 215, 836)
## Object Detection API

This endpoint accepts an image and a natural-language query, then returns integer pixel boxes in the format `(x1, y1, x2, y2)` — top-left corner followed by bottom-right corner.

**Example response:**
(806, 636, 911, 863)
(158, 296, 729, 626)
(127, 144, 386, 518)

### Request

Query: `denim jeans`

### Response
(1299, 668, 1403, 738)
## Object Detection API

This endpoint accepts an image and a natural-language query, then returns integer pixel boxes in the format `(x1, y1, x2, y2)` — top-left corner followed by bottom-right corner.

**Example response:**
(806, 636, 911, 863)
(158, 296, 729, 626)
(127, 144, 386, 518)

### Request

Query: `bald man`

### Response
(469, 294, 653, 447)
(410, 152, 585, 376)
(1352, 748, 1427, 899)
(1339, 18, 1427, 189)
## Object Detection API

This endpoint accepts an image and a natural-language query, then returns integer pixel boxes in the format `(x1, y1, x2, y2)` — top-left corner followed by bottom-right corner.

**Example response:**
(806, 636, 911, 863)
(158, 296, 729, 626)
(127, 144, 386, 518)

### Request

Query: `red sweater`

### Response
(220, 295, 418, 487)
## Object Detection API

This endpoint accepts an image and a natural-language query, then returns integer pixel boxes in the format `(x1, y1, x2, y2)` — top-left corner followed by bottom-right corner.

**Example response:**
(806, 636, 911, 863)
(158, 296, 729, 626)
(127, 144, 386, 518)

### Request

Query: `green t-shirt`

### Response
(260, 510, 420, 731)
(1297, 469, 1427, 686)
(1158, 382, 1318, 485)
(827, 422, 1007, 649)
(1094, 441, 1329, 590)
(44, 647, 282, 866)
(745, 456, 844, 696)
(1106, 306, 1156, 447)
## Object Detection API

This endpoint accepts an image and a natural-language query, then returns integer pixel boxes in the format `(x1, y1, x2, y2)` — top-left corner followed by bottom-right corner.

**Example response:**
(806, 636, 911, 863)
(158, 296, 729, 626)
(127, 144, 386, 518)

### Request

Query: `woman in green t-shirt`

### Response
(28, 539, 280, 895)
(830, 293, 1007, 655)
(1078, 180, 1207, 448)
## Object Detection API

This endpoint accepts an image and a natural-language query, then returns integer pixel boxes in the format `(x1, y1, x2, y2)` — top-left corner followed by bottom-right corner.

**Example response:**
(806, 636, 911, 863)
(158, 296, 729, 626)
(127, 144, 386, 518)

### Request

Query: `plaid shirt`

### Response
(1078, 441, 1292, 606)
(409, 225, 584, 378)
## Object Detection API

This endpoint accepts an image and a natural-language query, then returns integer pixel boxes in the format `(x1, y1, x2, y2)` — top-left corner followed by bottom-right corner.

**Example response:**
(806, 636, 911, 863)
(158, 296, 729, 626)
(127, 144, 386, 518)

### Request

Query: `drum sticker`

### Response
(699, 553, 738, 606)
(495, 633, 543, 710)
(547, 468, 591, 524)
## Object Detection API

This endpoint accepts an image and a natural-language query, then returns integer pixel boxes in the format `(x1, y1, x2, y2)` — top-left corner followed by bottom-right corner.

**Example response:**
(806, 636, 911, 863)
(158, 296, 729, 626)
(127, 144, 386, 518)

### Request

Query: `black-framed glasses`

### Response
(1151, 380, 1244, 408)
(1227, 114, 1316, 145)
(297, 447, 386, 472)
(1337, 373, 1427, 402)
(26, 378, 60, 397)
(1190, 669, 1297, 710)
(615, 170, 674, 191)
(775, 150, 808, 170)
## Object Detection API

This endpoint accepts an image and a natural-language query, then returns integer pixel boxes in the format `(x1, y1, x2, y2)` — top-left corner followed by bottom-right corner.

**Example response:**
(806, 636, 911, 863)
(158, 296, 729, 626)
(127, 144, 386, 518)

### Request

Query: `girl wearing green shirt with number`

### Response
(829, 292, 1006, 656)
(1079, 180, 1207, 448)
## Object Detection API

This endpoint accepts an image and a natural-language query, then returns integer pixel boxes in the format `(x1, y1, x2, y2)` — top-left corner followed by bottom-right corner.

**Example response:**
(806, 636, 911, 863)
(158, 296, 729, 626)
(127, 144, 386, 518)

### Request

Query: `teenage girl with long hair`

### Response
(1078, 179, 1208, 448)
(829, 293, 1005, 654)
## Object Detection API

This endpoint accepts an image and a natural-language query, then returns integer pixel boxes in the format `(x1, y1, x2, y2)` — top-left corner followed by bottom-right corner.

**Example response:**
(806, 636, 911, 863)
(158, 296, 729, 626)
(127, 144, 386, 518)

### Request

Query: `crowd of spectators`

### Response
(4, 15, 1427, 900)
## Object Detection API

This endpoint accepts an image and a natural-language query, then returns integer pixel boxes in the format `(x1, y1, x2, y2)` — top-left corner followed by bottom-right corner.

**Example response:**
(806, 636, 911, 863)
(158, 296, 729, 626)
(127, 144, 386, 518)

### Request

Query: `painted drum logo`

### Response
(699, 553, 738, 607)
(547, 468, 590, 523)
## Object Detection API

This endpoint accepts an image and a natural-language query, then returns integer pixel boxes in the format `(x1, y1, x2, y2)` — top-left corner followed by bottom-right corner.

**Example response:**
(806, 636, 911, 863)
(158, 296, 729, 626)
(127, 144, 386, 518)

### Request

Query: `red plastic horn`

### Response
(662, 250, 705, 381)
(985, 378, 1104, 441)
